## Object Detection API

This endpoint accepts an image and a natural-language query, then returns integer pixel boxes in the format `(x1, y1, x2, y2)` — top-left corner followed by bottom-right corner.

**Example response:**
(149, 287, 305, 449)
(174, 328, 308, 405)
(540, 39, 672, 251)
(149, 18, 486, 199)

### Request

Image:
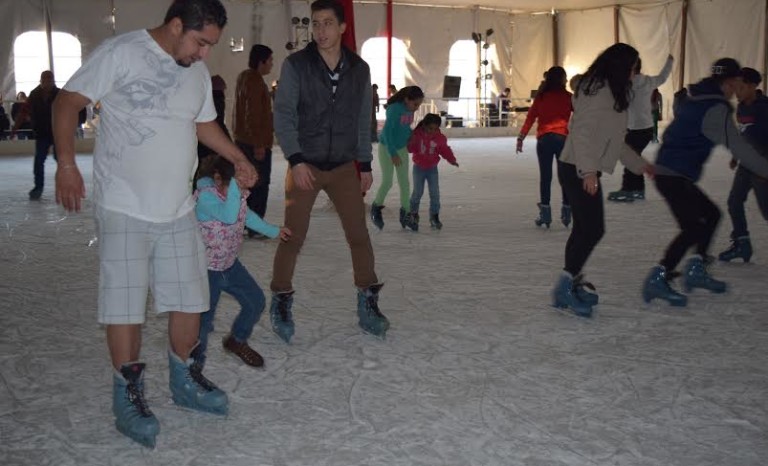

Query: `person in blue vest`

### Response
(642, 59, 768, 307)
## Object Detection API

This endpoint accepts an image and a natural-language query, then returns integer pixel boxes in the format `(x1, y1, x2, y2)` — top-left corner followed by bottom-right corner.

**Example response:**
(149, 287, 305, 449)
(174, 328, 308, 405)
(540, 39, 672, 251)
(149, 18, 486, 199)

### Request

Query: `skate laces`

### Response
(573, 275, 596, 292)
(189, 361, 219, 392)
(126, 383, 154, 417)
(365, 294, 385, 318)
(277, 297, 293, 322)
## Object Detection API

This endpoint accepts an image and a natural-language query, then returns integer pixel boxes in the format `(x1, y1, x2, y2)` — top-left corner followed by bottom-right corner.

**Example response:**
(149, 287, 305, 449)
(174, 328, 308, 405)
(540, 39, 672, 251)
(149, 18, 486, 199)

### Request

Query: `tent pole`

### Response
(44, 0, 54, 74)
(386, 0, 392, 95)
(552, 10, 559, 66)
(764, 0, 768, 87)
(613, 5, 619, 43)
(678, 0, 688, 88)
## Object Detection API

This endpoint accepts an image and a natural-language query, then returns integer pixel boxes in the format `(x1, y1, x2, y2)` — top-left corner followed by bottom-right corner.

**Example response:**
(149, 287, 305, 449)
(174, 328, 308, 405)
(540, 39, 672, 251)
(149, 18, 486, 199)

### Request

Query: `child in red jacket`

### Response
(406, 113, 459, 230)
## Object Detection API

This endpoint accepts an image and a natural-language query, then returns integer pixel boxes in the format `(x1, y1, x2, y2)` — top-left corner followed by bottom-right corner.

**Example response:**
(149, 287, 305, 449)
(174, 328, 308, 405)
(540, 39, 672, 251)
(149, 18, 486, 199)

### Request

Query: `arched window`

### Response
(447, 40, 498, 123)
(14, 31, 82, 96)
(361, 37, 407, 120)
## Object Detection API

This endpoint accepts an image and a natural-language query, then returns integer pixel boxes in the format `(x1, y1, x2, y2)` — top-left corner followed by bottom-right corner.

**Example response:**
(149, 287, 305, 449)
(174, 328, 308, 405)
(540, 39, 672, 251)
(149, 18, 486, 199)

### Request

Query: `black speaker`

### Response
(442, 76, 462, 100)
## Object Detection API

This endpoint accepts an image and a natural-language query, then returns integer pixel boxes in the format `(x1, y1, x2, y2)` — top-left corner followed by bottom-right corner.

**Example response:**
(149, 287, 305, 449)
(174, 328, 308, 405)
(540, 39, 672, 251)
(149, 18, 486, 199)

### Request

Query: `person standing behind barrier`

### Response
(516, 66, 573, 229)
(552, 43, 653, 318)
(233, 44, 275, 237)
(11, 92, 33, 139)
(607, 54, 673, 202)
(370, 85, 424, 230)
(28, 71, 59, 200)
(53, 0, 258, 448)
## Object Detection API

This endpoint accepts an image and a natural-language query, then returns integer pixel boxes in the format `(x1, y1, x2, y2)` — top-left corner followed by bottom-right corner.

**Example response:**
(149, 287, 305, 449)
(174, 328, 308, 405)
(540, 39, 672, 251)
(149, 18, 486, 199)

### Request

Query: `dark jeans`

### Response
(727, 165, 768, 238)
(536, 133, 568, 206)
(410, 165, 440, 215)
(239, 141, 272, 221)
(620, 127, 654, 192)
(560, 162, 605, 276)
(655, 175, 721, 271)
(198, 259, 266, 365)
(33, 136, 57, 189)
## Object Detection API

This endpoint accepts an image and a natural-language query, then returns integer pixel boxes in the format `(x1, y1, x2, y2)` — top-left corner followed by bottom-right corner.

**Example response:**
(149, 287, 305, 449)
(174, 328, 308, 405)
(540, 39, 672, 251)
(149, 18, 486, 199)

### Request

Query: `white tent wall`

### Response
(508, 13, 553, 103)
(619, 2, 683, 121)
(1, 0, 766, 126)
(0, 0, 47, 100)
(685, 0, 766, 87)
(507, 0, 766, 121)
(557, 7, 615, 83)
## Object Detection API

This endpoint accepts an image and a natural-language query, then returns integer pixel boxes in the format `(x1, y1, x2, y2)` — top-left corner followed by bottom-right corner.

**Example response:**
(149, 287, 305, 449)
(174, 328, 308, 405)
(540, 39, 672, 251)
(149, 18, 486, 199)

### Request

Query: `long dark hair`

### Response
(197, 155, 235, 183)
(539, 66, 567, 95)
(576, 43, 639, 112)
(386, 85, 424, 106)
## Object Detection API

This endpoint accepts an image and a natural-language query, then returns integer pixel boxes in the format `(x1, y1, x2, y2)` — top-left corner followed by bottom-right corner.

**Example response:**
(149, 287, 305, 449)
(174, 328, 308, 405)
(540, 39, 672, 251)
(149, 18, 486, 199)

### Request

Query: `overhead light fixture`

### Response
(485, 28, 494, 38)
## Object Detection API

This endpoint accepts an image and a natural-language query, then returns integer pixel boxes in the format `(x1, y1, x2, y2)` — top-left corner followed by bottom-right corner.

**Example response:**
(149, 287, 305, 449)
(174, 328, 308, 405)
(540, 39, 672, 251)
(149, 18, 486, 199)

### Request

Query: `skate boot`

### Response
(168, 345, 229, 415)
(269, 291, 295, 343)
(552, 272, 593, 317)
(607, 190, 635, 202)
(535, 203, 552, 228)
(399, 208, 408, 229)
(718, 236, 752, 263)
(405, 211, 419, 232)
(113, 362, 159, 448)
(642, 265, 688, 306)
(560, 205, 572, 228)
(683, 256, 727, 294)
(429, 213, 443, 230)
(357, 283, 389, 337)
(573, 274, 598, 305)
(370, 203, 385, 230)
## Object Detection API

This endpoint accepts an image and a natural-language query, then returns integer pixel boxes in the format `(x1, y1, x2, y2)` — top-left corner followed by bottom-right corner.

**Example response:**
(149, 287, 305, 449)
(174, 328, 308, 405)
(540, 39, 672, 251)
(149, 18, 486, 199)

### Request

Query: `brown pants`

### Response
(271, 162, 378, 292)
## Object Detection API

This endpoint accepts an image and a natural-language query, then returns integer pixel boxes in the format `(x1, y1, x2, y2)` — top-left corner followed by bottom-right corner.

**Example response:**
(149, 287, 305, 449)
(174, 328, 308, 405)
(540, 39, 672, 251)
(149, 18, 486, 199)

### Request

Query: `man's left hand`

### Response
(235, 160, 258, 188)
(360, 172, 373, 193)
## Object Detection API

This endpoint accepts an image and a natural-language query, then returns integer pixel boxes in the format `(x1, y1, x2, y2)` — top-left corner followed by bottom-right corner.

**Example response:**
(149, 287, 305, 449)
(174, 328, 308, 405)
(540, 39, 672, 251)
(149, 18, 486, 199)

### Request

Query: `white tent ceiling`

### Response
(360, 0, 670, 13)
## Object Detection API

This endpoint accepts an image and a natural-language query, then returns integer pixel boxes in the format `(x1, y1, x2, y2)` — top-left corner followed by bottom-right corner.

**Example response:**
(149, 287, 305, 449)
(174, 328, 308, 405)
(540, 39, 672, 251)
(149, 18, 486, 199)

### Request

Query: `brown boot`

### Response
(222, 335, 264, 367)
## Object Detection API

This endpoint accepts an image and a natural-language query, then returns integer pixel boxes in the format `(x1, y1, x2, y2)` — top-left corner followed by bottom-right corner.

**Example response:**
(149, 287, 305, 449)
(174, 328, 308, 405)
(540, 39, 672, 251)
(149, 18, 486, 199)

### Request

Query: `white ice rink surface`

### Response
(1, 137, 767, 466)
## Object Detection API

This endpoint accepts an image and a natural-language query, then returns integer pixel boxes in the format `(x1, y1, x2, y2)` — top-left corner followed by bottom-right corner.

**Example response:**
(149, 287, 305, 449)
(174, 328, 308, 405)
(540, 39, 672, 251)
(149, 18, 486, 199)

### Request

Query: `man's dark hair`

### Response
(248, 44, 273, 70)
(741, 67, 762, 86)
(164, 0, 228, 32)
(310, 0, 345, 24)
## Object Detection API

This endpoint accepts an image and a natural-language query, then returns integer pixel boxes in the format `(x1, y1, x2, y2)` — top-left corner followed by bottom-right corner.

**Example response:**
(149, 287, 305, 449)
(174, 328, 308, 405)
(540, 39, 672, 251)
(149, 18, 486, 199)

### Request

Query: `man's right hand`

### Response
(56, 165, 86, 212)
(291, 163, 316, 190)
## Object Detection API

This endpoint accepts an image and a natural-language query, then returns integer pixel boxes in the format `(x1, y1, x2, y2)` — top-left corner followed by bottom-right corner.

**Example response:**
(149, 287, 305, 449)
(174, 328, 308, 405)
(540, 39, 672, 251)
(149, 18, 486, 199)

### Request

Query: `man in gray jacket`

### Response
(268, 0, 388, 342)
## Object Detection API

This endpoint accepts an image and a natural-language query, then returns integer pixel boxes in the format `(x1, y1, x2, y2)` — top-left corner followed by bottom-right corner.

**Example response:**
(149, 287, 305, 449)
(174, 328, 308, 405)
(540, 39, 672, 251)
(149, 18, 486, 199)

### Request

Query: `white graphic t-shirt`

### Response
(64, 29, 216, 222)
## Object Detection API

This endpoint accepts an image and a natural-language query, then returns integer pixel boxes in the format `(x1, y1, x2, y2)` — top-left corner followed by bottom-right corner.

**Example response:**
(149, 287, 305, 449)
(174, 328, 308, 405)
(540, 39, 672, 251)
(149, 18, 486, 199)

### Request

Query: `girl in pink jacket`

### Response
(406, 113, 459, 230)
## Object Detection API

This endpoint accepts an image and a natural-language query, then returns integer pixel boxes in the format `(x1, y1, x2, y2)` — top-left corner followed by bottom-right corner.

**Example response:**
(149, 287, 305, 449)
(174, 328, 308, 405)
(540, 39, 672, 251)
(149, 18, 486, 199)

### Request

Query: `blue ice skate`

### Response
(357, 283, 389, 337)
(552, 272, 593, 317)
(560, 205, 572, 228)
(399, 208, 408, 229)
(113, 362, 159, 448)
(370, 203, 385, 230)
(168, 346, 229, 415)
(718, 236, 752, 263)
(535, 203, 552, 228)
(573, 274, 599, 305)
(405, 211, 419, 232)
(642, 265, 688, 307)
(683, 256, 727, 294)
(269, 291, 295, 343)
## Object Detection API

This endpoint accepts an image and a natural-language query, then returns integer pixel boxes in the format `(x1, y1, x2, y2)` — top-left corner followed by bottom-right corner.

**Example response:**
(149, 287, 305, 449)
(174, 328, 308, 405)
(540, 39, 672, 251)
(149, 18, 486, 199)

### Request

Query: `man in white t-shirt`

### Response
(52, 0, 257, 449)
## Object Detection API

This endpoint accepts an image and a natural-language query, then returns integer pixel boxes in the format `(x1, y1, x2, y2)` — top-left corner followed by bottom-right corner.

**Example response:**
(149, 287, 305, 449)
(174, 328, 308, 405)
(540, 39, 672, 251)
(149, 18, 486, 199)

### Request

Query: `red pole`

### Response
(387, 0, 393, 95)
(340, 0, 356, 51)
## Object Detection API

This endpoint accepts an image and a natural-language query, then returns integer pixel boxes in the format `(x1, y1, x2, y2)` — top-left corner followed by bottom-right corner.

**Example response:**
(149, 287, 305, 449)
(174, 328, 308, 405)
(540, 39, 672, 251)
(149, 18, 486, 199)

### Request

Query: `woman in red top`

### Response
(516, 66, 573, 228)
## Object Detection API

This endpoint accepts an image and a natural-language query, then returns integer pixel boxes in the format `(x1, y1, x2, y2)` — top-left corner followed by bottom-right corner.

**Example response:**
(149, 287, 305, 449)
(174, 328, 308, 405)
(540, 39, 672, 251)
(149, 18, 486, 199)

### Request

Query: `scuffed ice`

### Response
(1, 139, 766, 465)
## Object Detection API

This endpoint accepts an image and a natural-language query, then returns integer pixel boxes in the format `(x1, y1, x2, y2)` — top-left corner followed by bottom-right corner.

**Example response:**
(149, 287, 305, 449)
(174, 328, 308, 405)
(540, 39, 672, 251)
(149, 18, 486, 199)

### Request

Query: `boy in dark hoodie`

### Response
(642, 58, 768, 307)
(717, 67, 768, 263)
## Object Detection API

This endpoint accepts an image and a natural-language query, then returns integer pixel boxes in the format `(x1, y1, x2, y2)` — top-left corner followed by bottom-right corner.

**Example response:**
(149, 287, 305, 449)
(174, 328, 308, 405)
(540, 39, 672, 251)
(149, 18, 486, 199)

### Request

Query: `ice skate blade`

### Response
(115, 422, 157, 449)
